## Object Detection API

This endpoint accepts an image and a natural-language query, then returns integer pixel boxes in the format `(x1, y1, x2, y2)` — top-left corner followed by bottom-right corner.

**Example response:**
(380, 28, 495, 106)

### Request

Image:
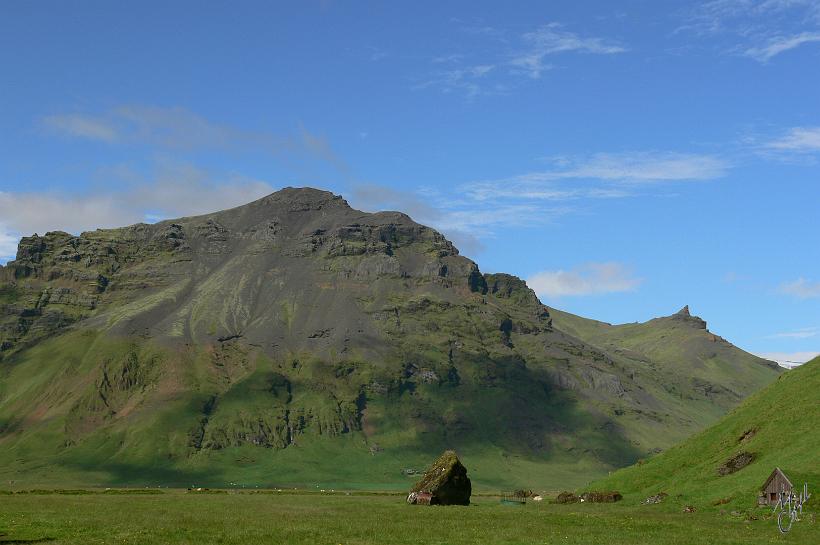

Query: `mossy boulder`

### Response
(580, 491, 623, 503)
(553, 491, 580, 504)
(407, 450, 471, 505)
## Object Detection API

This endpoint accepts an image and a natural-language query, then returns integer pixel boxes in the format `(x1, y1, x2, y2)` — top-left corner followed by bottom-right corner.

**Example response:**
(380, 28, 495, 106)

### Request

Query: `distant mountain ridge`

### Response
(0, 187, 780, 489)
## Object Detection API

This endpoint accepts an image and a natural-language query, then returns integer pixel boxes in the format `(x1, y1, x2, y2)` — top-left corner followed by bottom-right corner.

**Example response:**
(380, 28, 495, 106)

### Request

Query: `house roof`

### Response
(761, 467, 793, 491)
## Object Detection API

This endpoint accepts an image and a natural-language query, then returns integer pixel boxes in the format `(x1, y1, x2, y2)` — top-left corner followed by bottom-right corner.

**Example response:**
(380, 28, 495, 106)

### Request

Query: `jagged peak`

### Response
(670, 305, 707, 329)
(253, 187, 349, 210)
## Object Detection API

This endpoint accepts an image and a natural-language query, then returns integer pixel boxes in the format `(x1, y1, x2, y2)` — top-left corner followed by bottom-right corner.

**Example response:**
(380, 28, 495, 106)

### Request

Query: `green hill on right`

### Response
(589, 356, 819, 510)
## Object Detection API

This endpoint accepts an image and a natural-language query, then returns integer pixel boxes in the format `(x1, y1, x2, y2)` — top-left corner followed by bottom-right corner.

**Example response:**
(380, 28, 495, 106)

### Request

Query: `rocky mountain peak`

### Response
(252, 187, 350, 211)
(671, 305, 707, 329)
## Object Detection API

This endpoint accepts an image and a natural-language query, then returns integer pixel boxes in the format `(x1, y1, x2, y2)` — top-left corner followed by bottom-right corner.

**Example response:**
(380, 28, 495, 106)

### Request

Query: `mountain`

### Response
(589, 356, 819, 509)
(0, 188, 780, 489)
(548, 306, 782, 432)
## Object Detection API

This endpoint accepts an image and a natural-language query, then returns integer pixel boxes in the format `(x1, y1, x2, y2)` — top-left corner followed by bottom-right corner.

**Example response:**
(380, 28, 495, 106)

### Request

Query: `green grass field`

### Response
(0, 490, 816, 544)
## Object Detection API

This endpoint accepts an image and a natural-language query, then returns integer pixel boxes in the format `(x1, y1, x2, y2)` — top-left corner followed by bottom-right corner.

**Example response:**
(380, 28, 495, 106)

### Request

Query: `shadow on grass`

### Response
(0, 536, 55, 544)
(60, 459, 224, 488)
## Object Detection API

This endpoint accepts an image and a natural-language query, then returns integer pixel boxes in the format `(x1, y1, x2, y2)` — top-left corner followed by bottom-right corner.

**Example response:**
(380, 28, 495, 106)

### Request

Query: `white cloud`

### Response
(681, 1, 820, 62)
(765, 126, 820, 152)
(419, 22, 626, 96)
(545, 152, 728, 182)
(527, 262, 642, 298)
(512, 23, 627, 79)
(432, 54, 464, 64)
(41, 106, 342, 164)
(350, 150, 728, 257)
(755, 351, 820, 368)
(43, 113, 119, 142)
(778, 278, 820, 299)
(465, 152, 728, 202)
(766, 326, 820, 339)
(415, 64, 498, 99)
(685, 0, 820, 32)
(744, 32, 820, 61)
(0, 228, 19, 262)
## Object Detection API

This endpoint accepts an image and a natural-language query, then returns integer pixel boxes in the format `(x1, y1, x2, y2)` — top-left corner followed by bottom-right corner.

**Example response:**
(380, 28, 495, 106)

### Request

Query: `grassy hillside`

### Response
(589, 356, 819, 509)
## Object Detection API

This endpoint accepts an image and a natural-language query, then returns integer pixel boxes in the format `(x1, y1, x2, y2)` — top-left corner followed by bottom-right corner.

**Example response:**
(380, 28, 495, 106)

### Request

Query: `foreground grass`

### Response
(0, 492, 816, 544)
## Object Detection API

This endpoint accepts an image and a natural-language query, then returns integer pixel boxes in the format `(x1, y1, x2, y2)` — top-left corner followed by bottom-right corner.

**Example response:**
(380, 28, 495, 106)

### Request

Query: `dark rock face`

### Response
(671, 305, 707, 329)
(408, 450, 471, 505)
(717, 451, 756, 475)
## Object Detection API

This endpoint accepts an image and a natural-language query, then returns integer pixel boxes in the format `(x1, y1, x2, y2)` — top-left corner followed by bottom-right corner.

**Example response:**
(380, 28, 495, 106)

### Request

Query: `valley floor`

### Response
(0, 491, 816, 544)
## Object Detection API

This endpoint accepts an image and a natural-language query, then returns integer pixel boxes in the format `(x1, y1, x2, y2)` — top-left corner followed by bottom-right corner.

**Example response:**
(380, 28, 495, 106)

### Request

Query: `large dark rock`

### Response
(407, 450, 471, 506)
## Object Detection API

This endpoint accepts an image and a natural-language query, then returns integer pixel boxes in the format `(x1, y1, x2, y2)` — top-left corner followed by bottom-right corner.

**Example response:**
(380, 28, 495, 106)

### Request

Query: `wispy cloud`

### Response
(511, 23, 627, 79)
(465, 152, 728, 202)
(432, 54, 465, 64)
(527, 262, 642, 298)
(40, 105, 353, 193)
(778, 278, 820, 299)
(418, 21, 626, 97)
(766, 326, 820, 339)
(350, 149, 730, 255)
(755, 351, 820, 368)
(538, 152, 728, 182)
(764, 126, 820, 152)
(42, 105, 341, 162)
(684, 0, 820, 33)
(682, 1, 820, 62)
(744, 32, 820, 61)
(43, 113, 119, 142)
(414, 64, 499, 99)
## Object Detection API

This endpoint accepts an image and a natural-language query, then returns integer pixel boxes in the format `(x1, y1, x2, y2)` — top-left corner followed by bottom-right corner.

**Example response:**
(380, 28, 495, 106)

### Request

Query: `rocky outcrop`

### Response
(671, 305, 707, 329)
(553, 491, 580, 504)
(580, 491, 623, 503)
(717, 451, 756, 475)
(408, 450, 471, 505)
(643, 492, 668, 504)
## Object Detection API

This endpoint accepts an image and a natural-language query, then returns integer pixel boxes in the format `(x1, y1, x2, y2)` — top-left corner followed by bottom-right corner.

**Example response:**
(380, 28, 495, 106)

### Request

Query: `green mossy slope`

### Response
(589, 357, 819, 509)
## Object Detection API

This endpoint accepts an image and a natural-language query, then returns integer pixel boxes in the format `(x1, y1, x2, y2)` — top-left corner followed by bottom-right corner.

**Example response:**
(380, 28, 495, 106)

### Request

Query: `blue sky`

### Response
(0, 1, 818, 364)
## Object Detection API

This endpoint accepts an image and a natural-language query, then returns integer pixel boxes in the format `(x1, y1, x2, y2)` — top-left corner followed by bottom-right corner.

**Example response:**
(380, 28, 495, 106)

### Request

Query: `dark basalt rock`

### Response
(407, 450, 471, 506)
(717, 451, 756, 475)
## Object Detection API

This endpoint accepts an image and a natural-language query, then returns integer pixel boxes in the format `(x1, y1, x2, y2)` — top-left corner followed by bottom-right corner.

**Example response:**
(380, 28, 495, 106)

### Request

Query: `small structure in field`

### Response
(407, 450, 471, 506)
(500, 491, 527, 506)
(759, 467, 794, 506)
